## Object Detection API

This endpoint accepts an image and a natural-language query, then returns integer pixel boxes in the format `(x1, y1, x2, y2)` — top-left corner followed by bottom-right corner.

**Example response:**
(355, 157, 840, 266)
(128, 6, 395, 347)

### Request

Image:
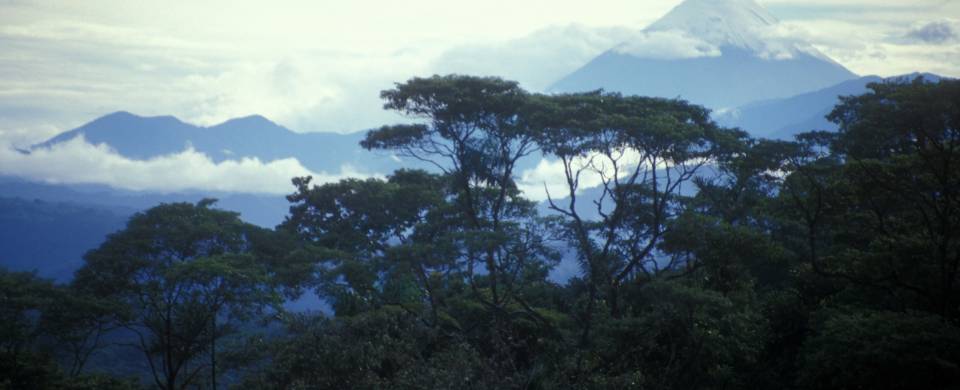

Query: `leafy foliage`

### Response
(7, 76, 960, 389)
(73, 200, 284, 389)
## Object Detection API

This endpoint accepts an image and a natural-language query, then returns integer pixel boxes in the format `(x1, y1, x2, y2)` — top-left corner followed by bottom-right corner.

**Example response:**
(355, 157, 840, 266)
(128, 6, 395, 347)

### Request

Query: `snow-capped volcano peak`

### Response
(612, 0, 831, 62)
(549, 0, 858, 109)
(645, 0, 779, 52)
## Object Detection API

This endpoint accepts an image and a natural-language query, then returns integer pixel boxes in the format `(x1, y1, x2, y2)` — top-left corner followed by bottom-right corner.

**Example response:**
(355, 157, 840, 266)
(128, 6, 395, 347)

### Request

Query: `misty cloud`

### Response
(433, 25, 636, 91)
(752, 22, 842, 62)
(902, 20, 958, 44)
(613, 30, 722, 60)
(614, 22, 842, 63)
(772, 17, 960, 77)
(0, 136, 376, 194)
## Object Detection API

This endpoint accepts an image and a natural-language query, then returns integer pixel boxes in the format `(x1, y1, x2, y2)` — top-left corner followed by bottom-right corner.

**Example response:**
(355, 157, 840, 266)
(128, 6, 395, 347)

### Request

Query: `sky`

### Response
(1, 0, 958, 195)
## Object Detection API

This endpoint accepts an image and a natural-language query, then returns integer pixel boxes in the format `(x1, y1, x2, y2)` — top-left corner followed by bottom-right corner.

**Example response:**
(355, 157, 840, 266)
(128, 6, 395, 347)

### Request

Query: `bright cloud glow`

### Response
(0, 136, 376, 194)
(519, 157, 601, 202)
(517, 150, 693, 202)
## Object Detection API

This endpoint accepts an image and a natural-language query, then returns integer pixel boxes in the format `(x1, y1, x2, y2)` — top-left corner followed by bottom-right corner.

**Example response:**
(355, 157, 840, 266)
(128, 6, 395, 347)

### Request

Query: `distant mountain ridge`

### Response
(31, 111, 404, 174)
(550, 0, 858, 108)
(0, 174, 292, 282)
(0, 175, 289, 227)
(716, 72, 945, 138)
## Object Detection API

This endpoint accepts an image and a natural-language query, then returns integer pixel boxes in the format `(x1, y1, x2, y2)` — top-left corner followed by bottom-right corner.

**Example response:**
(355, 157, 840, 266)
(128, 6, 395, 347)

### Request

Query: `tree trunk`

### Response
(211, 315, 217, 390)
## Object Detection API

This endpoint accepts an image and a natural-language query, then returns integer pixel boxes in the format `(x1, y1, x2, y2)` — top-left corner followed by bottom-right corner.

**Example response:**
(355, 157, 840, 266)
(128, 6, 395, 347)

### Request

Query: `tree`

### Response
(237, 307, 504, 390)
(0, 269, 136, 389)
(281, 170, 450, 317)
(777, 79, 960, 323)
(525, 91, 736, 379)
(690, 136, 797, 228)
(74, 200, 282, 390)
(282, 167, 563, 384)
(798, 309, 960, 390)
(829, 78, 960, 321)
(0, 269, 61, 389)
(40, 286, 117, 378)
(361, 75, 561, 379)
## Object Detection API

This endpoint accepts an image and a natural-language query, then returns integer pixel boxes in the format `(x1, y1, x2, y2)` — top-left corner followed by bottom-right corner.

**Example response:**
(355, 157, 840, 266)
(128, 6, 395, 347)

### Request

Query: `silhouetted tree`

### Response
(75, 200, 281, 390)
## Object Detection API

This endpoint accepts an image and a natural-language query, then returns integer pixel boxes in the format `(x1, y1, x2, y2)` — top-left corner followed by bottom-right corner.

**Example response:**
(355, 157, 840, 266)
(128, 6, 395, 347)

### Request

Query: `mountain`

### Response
(0, 175, 289, 228)
(716, 72, 944, 139)
(8, 112, 411, 283)
(0, 174, 296, 283)
(549, 0, 858, 109)
(715, 76, 881, 138)
(32, 111, 404, 174)
(0, 196, 131, 281)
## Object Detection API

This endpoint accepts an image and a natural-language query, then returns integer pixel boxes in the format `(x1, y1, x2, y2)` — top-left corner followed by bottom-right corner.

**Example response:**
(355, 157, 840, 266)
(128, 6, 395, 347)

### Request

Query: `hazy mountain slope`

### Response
(716, 72, 945, 139)
(0, 174, 294, 283)
(0, 196, 130, 281)
(715, 76, 881, 137)
(0, 175, 289, 228)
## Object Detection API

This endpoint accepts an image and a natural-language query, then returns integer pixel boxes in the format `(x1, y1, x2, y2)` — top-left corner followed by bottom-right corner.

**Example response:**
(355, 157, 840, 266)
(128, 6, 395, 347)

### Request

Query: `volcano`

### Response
(549, 0, 858, 109)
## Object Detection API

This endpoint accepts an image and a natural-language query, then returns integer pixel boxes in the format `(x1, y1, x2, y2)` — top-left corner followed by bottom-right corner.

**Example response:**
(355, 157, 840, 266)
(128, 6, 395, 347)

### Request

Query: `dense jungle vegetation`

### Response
(3, 75, 959, 389)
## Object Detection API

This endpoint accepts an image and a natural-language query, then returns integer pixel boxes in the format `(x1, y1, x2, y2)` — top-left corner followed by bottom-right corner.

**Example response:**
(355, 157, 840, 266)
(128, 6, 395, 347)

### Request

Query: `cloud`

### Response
(613, 30, 721, 60)
(0, 33, 422, 141)
(753, 22, 843, 62)
(432, 24, 636, 91)
(609, 24, 830, 62)
(0, 135, 375, 194)
(742, 17, 960, 78)
(518, 157, 596, 202)
(517, 150, 668, 202)
(0, 0, 672, 135)
(901, 20, 958, 44)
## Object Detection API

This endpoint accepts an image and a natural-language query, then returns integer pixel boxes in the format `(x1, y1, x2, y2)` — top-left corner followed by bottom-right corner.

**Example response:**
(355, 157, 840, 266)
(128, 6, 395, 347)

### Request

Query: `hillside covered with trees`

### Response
(2, 75, 959, 389)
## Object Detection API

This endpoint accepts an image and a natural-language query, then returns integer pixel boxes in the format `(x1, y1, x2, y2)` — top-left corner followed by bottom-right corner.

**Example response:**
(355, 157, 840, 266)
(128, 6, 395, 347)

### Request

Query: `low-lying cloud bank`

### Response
(1, 135, 376, 194)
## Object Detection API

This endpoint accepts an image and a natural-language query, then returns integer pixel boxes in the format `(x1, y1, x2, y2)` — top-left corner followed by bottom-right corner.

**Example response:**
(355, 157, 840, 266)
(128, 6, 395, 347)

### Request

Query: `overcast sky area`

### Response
(1, 0, 958, 195)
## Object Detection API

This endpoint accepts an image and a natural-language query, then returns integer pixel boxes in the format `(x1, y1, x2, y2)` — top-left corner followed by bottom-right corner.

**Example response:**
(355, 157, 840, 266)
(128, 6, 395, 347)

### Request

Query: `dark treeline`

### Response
(2, 75, 959, 389)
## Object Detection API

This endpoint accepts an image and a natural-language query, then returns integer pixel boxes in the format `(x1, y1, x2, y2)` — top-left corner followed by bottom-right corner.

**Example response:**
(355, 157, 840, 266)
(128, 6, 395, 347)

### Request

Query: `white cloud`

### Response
(518, 157, 596, 202)
(763, 17, 960, 77)
(613, 30, 722, 60)
(433, 24, 636, 91)
(0, 136, 375, 194)
(899, 19, 959, 45)
(753, 22, 840, 61)
(517, 149, 681, 202)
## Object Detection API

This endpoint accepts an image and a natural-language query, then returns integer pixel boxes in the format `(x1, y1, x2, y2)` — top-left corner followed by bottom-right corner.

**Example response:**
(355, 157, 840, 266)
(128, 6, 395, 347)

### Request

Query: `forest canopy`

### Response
(3, 75, 959, 389)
